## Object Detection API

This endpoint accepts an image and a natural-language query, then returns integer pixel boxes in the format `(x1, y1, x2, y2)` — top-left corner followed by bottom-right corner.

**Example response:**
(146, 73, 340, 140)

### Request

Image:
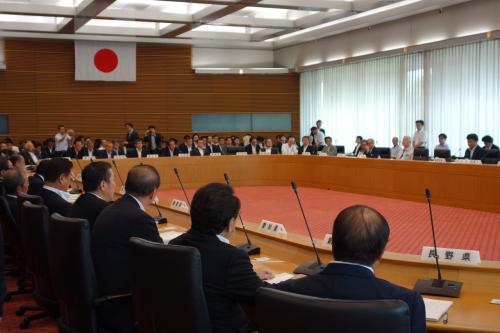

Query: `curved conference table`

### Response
(74, 155, 500, 332)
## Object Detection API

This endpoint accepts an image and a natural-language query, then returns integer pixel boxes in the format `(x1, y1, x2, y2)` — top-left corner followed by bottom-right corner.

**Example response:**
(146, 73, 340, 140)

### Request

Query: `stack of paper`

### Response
(160, 231, 183, 244)
(423, 298, 453, 322)
(267, 273, 294, 284)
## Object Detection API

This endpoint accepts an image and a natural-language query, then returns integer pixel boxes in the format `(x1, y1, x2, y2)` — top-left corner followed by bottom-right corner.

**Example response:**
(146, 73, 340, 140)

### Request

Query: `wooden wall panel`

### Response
(0, 39, 299, 143)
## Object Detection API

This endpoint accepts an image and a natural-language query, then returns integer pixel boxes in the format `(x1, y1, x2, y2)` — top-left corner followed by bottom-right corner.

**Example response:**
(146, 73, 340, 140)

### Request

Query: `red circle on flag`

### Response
(94, 48, 118, 73)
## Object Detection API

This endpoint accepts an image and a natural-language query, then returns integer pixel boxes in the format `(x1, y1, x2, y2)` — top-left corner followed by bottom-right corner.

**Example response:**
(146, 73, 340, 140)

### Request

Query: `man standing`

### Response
(143, 125, 162, 154)
(316, 120, 326, 136)
(273, 205, 426, 333)
(54, 125, 72, 156)
(412, 120, 426, 148)
(124, 123, 139, 149)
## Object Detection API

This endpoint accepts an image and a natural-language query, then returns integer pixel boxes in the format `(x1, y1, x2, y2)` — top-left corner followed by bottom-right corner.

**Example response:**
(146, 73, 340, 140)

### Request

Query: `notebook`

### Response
(423, 298, 453, 322)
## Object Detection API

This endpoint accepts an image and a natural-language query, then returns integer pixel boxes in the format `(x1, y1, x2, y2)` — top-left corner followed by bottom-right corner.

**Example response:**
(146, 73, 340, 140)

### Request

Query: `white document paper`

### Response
(267, 273, 294, 284)
(160, 231, 183, 244)
(423, 298, 453, 322)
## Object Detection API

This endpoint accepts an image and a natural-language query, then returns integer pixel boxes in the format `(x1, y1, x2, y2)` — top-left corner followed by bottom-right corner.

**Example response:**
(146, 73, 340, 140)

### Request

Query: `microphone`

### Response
(414, 188, 463, 298)
(111, 159, 125, 192)
(291, 180, 325, 275)
(224, 172, 260, 255)
(173, 168, 191, 207)
(153, 198, 168, 224)
(70, 158, 83, 194)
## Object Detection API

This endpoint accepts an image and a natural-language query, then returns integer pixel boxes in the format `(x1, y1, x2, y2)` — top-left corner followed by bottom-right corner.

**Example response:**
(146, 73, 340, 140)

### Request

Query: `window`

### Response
(192, 113, 292, 132)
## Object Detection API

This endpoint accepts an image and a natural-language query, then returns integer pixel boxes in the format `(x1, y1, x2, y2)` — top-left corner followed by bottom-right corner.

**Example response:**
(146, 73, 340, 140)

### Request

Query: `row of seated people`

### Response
(0, 157, 425, 332)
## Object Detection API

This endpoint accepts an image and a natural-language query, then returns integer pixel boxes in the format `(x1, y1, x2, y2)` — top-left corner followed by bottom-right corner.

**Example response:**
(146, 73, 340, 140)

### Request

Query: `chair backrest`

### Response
(0, 196, 19, 253)
(413, 148, 429, 161)
(16, 193, 42, 274)
(434, 149, 451, 159)
(378, 147, 391, 159)
(335, 145, 345, 154)
(21, 201, 58, 314)
(48, 213, 99, 333)
(256, 288, 411, 333)
(129, 237, 211, 333)
(482, 149, 499, 164)
(226, 146, 246, 155)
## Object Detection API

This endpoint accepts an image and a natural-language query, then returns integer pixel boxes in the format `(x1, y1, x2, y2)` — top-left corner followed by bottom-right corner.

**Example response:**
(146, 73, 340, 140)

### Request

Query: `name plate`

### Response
(146, 154, 159, 158)
(302, 152, 311, 156)
(178, 153, 190, 157)
(170, 199, 189, 211)
(113, 155, 126, 159)
(421, 246, 481, 265)
(236, 152, 248, 156)
(82, 156, 95, 161)
(322, 234, 333, 247)
(318, 152, 328, 156)
(432, 158, 447, 163)
(210, 153, 222, 156)
(259, 220, 287, 236)
(260, 151, 271, 155)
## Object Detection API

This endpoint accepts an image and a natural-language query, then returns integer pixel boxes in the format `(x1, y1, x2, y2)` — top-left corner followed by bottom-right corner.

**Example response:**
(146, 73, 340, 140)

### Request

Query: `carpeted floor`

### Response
(158, 186, 500, 261)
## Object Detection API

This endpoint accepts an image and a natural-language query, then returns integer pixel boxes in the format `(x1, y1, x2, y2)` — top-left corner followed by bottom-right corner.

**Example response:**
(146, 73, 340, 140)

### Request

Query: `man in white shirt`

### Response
(399, 136, 414, 160)
(310, 127, 325, 148)
(281, 137, 299, 155)
(390, 137, 402, 159)
(412, 120, 426, 148)
(54, 125, 71, 154)
(434, 133, 450, 151)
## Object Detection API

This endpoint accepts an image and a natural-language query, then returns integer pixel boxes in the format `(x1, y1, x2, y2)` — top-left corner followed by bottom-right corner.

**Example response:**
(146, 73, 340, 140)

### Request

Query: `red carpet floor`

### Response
(158, 186, 500, 261)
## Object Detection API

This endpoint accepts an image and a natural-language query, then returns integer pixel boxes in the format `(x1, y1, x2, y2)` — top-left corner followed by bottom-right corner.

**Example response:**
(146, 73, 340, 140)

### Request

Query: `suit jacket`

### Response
(126, 148, 149, 158)
(353, 144, 361, 156)
(92, 194, 162, 333)
(273, 263, 426, 333)
(0, 224, 5, 317)
(206, 144, 222, 154)
(190, 148, 206, 156)
(79, 148, 96, 159)
(298, 145, 317, 155)
(159, 147, 179, 157)
(321, 145, 338, 156)
(143, 134, 163, 153)
(40, 188, 72, 216)
(66, 147, 83, 159)
(170, 230, 265, 333)
(365, 147, 381, 158)
(485, 144, 500, 150)
(179, 143, 194, 154)
(245, 144, 261, 155)
(28, 174, 44, 196)
(261, 147, 279, 155)
(125, 130, 140, 148)
(41, 147, 55, 159)
(5, 194, 18, 220)
(96, 150, 116, 159)
(68, 193, 110, 230)
(21, 151, 40, 165)
(464, 146, 486, 160)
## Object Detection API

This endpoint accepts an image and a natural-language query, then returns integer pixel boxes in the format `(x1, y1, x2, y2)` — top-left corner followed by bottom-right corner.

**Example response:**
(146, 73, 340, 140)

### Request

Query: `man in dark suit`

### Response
(93, 164, 163, 333)
(124, 122, 139, 149)
(190, 139, 207, 156)
(41, 138, 56, 159)
(365, 138, 380, 158)
(273, 205, 426, 333)
(96, 142, 117, 159)
(126, 139, 149, 158)
(171, 183, 273, 333)
(205, 136, 222, 155)
(159, 139, 179, 157)
(21, 141, 41, 166)
(3, 169, 27, 217)
(352, 135, 363, 155)
(143, 125, 163, 154)
(262, 138, 279, 154)
(79, 140, 97, 159)
(40, 157, 73, 216)
(67, 140, 84, 159)
(0, 217, 4, 320)
(179, 135, 194, 155)
(28, 159, 49, 196)
(481, 135, 499, 151)
(68, 162, 115, 229)
(464, 133, 486, 160)
(298, 136, 317, 155)
(245, 137, 261, 155)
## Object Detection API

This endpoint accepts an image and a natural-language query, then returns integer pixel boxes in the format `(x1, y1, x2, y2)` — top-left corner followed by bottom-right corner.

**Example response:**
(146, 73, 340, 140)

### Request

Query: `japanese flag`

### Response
(75, 40, 136, 81)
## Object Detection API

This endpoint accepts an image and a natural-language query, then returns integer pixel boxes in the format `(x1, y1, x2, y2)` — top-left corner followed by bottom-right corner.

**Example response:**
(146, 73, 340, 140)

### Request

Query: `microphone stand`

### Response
(291, 180, 325, 275)
(70, 158, 84, 194)
(224, 172, 260, 255)
(414, 188, 463, 298)
(173, 168, 191, 207)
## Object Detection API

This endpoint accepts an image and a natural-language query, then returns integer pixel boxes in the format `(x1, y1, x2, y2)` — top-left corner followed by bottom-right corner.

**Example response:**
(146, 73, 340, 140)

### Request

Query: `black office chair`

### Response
(434, 149, 451, 159)
(227, 146, 246, 155)
(378, 147, 391, 159)
(48, 213, 131, 333)
(482, 149, 499, 165)
(335, 145, 345, 154)
(256, 288, 411, 333)
(413, 148, 429, 161)
(17, 201, 59, 329)
(129, 237, 211, 333)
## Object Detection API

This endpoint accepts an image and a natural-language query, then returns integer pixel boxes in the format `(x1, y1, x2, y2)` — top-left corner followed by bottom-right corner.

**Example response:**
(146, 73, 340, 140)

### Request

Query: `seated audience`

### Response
(321, 137, 337, 156)
(191, 139, 207, 156)
(67, 140, 84, 159)
(464, 134, 486, 160)
(9, 154, 26, 175)
(365, 139, 380, 158)
(435, 133, 450, 151)
(170, 183, 273, 333)
(179, 135, 194, 154)
(21, 140, 40, 165)
(3, 169, 28, 217)
(113, 140, 126, 156)
(299, 136, 317, 155)
(96, 142, 116, 159)
(225, 137, 233, 147)
(390, 137, 402, 159)
(273, 205, 426, 333)
(233, 137, 241, 146)
(262, 138, 278, 154)
(80, 140, 96, 158)
(126, 139, 148, 158)
(482, 135, 499, 150)
(28, 159, 49, 196)
(281, 137, 299, 155)
(41, 138, 56, 159)
(274, 135, 287, 154)
(93, 164, 163, 333)
(245, 137, 261, 155)
(160, 139, 179, 157)
(399, 136, 414, 160)
(0, 156, 13, 178)
(353, 136, 363, 155)
(40, 157, 73, 216)
(68, 162, 115, 229)
(218, 137, 228, 155)
(210, 136, 223, 154)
